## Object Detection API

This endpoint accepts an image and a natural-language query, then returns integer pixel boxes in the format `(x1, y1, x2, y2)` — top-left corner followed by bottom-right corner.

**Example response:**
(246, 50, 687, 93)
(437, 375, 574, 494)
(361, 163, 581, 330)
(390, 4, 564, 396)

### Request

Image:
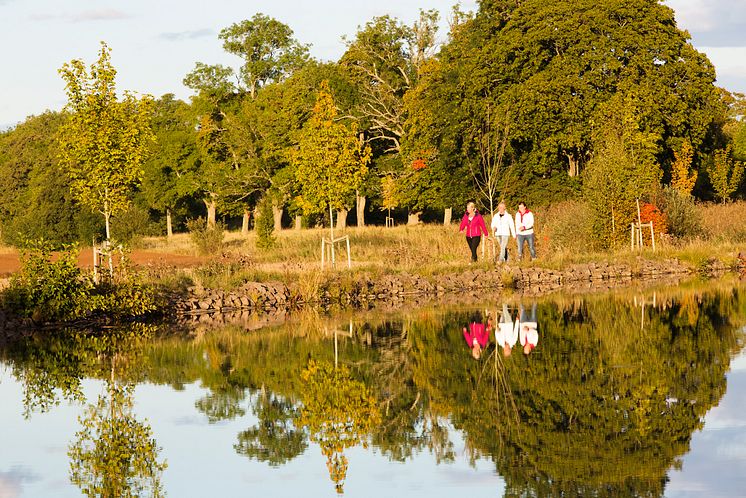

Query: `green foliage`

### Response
(219, 13, 309, 98)
(292, 82, 371, 218)
(297, 359, 381, 493)
(658, 187, 703, 240)
(709, 145, 745, 202)
(3, 241, 92, 322)
(69, 382, 167, 498)
(583, 98, 662, 248)
(255, 197, 276, 249)
(1, 241, 159, 323)
(57, 42, 155, 242)
(235, 393, 307, 466)
(110, 204, 159, 246)
(186, 218, 224, 255)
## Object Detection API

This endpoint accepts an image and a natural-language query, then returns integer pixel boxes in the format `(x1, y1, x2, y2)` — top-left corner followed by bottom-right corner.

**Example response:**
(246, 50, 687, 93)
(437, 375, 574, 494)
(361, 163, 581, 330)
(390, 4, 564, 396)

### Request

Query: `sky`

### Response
(0, 0, 744, 130)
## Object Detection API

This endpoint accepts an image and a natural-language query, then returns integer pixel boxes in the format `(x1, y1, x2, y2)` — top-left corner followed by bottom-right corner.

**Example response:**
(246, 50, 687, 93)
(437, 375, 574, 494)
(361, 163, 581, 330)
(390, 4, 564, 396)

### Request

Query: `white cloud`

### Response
(71, 8, 131, 22)
(159, 29, 214, 42)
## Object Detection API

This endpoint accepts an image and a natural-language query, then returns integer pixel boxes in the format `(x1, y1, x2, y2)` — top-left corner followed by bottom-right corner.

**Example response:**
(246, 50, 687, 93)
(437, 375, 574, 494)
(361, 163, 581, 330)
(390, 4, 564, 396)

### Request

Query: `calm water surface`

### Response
(1, 281, 746, 497)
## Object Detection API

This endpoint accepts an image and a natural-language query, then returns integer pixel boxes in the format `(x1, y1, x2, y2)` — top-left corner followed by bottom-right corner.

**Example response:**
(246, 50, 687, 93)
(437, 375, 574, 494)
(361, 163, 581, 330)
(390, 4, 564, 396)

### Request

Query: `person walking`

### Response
(490, 202, 516, 263)
(515, 202, 536, 260)
(459, 201, 489, 263)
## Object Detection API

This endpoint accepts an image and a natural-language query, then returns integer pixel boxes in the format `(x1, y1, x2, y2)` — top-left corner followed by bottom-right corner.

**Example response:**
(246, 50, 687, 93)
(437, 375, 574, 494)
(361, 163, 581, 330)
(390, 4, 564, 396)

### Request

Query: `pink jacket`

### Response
(464, 322, 489, 348)
(459, 212, 489, 238)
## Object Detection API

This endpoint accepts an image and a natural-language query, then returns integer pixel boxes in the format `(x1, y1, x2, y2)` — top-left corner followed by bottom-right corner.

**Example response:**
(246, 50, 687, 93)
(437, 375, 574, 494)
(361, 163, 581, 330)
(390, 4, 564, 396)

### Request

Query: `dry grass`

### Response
(136, 215, 746, 279)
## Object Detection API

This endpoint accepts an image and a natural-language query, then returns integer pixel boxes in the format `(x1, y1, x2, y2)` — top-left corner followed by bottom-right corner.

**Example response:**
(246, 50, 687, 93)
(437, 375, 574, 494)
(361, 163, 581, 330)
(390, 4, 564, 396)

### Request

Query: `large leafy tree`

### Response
(58, 42, 154, 243)
(183, 14, 310, 228)
(219, 13, 309, 99)
(406, 0, 724, 206)
(0, 112, 100, 245)
(141, 94, 199, 237)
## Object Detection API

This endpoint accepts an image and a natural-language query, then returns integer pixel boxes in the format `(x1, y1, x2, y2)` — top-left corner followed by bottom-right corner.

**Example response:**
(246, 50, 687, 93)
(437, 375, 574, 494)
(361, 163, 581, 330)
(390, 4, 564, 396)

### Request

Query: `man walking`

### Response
(515, 202, 536, 260)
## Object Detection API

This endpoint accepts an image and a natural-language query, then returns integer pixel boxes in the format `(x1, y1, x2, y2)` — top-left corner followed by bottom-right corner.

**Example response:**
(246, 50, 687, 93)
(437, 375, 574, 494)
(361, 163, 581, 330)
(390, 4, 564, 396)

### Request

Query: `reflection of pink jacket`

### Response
(459, 213, 489, 237)
(464, 323, 489, 348)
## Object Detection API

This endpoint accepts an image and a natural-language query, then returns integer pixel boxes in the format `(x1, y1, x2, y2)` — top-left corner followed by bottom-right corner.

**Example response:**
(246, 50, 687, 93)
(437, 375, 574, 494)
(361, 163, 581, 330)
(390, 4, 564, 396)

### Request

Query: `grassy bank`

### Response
(135, 216, 744, 294)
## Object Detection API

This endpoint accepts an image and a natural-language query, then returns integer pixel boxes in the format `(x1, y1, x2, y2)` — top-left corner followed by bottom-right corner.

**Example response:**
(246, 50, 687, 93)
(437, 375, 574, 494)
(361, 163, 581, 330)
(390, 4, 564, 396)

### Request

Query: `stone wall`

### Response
(173, 258, 693, 316)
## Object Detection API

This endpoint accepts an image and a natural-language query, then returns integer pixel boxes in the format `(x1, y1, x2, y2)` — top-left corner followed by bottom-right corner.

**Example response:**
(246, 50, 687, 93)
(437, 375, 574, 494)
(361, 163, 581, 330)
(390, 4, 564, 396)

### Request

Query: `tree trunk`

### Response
(204, 196, 217, 228)
(336, 209, 348, 230)
(356, 191, 366, 227)
(272, 203, 283, 232)
(104, 207, 111, 242)
(242, 209, 250, 235)
(295, 215, 302, 231)
(407, 211, 421, 225)
(567, 153, 579, 177)
(443, 207, 452, 226)
(166, 209, 173, 238)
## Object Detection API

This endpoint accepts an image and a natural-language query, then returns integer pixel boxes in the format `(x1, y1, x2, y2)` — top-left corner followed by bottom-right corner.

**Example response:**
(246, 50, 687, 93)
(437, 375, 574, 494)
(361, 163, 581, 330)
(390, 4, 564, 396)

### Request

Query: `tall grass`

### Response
(22, 201, 742, 288)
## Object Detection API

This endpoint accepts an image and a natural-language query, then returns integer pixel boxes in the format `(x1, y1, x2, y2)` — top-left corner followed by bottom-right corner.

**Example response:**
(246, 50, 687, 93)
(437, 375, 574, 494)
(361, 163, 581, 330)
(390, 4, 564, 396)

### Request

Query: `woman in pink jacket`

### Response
(459, 202, 489, 263)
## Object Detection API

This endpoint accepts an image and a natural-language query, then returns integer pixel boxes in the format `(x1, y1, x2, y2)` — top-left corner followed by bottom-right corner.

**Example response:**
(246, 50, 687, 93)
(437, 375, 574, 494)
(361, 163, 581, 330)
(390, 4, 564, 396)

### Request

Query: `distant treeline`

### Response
(1, 0, 745, 247)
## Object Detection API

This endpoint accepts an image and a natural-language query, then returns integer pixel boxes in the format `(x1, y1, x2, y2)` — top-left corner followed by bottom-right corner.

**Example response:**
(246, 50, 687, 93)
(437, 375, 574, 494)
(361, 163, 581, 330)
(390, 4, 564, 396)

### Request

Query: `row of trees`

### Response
(1, 1, 745, 247)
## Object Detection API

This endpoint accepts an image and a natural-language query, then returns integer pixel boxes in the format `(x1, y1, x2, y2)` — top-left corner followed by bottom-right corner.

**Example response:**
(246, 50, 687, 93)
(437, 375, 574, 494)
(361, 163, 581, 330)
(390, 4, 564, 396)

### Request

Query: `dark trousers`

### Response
(466, 236, 481, 262)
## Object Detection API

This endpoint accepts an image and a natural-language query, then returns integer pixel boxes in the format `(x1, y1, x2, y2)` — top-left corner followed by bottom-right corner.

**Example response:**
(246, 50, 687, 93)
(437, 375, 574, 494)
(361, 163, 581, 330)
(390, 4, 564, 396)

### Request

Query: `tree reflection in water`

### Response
(66, 324, 167, 498)
(297, 360, 381, 494)
(2, 283, 746, 497)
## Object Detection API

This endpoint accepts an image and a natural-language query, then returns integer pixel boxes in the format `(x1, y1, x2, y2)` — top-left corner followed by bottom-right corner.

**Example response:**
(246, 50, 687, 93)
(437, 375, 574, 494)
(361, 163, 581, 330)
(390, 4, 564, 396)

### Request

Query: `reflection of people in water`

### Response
(495, 304, 518, 357)
(518, 302, 539, 355)
(463, 316, 491, 359)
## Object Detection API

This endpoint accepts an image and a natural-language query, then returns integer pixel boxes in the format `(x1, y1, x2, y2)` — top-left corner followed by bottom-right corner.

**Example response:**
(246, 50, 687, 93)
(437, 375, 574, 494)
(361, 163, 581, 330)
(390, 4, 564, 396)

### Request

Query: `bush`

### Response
(540, 200, 595, 254)
(658, 187, 702, 241)
(110, 204, 159, 246)
(255, 198, 276, 250)
(186, 218, 224, 255)
(2, 241, 92, 322)
(1, 240, 160, 323)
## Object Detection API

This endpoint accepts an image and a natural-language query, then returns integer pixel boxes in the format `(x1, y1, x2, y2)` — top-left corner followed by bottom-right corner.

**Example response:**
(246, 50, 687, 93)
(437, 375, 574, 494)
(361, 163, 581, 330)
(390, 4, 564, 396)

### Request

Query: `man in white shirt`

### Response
(494, 303, 518, 357)
(515, 202, 536, 260)
(490, 202, 516, 263)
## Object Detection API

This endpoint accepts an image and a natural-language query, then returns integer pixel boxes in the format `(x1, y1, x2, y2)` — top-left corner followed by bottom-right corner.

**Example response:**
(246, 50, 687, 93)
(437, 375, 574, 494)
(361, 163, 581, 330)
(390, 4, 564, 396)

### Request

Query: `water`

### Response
(1, 280, 746, 497)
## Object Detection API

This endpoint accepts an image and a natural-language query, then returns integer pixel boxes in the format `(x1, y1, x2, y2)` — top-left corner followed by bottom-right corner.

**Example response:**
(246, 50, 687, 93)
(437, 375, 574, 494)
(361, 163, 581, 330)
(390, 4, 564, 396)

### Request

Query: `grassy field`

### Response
(132, 213, 745, 291)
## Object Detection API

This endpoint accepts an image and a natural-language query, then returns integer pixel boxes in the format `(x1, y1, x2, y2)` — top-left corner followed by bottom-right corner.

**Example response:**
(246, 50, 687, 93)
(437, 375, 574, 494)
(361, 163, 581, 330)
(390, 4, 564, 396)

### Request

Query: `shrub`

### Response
(2, 241, 92, 322)
(110, 204, 159, 246)
(540, 200, 595, 254)
(1, 240, 160, 323)
(255, 198, 276, 250)
(186, 218, 224, 255)
(658, 187, 702, 241)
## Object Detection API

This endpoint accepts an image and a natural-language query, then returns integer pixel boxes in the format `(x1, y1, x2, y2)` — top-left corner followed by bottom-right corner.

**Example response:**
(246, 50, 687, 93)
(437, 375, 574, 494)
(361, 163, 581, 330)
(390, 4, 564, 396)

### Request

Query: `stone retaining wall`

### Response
(174, 259, 693, 316)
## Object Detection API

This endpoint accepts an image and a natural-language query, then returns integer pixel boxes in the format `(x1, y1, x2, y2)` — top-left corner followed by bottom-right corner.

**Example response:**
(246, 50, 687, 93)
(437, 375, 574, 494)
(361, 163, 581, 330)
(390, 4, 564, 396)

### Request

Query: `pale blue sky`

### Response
(0, 0, 744, 130)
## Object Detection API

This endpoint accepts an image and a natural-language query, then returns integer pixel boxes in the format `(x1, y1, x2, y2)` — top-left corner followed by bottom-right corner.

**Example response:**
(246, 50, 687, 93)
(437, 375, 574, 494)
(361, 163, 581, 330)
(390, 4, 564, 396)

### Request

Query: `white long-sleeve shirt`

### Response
(515, 210, 535, 236)
(491, 212, 516, 238)
(495, 319, 518, 347)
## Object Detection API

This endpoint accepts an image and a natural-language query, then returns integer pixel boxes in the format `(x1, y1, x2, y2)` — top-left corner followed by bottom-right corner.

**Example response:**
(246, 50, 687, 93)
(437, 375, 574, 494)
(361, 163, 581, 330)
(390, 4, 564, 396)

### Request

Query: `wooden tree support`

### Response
(630, 221, 656, 252)
(385, 216, 394, 228)
(321, 235, 352, 270)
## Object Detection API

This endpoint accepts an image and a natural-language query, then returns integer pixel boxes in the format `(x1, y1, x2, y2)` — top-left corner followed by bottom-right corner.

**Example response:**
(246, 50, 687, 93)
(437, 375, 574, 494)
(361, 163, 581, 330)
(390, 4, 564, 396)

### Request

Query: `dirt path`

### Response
(0, 249, 206, 277)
